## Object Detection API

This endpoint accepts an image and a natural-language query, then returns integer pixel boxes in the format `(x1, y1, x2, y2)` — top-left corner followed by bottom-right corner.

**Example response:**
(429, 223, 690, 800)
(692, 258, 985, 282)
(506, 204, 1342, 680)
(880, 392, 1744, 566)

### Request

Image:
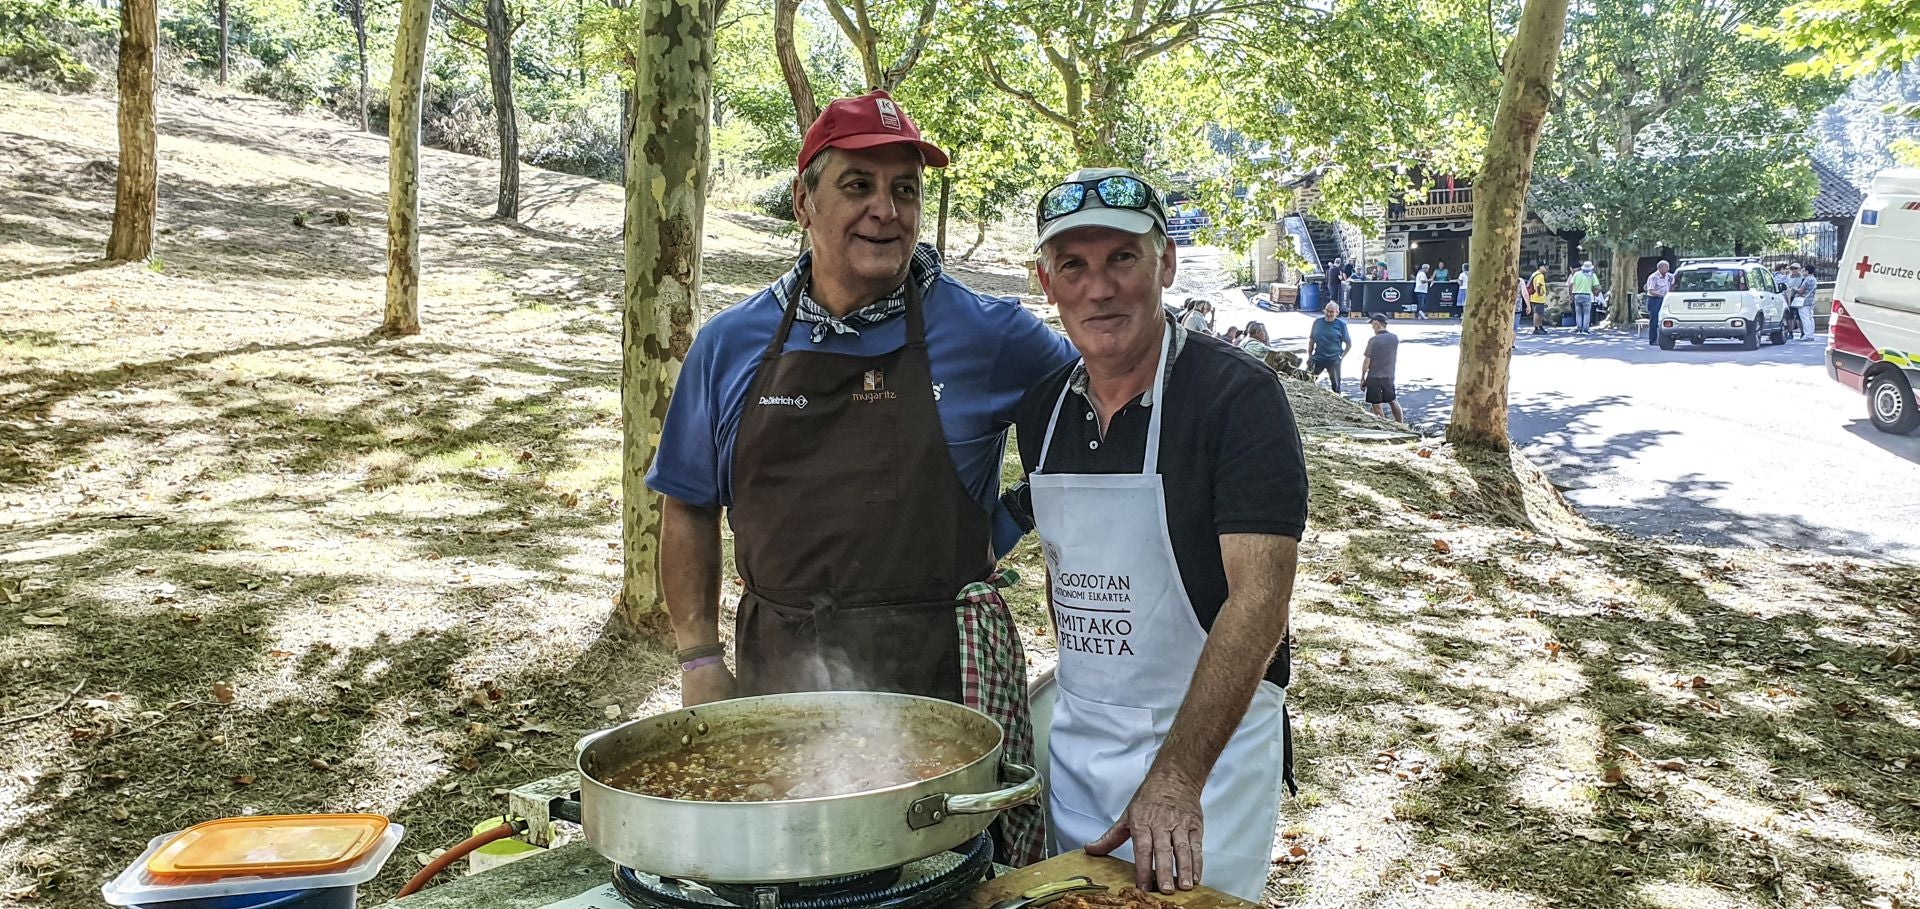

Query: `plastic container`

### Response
(466, 816, 538, 874)
(102, 823, 404, 907)
(1300, 276, 1324, 313)
(148, 815, 390, 878)
(129, 886, 356, 909)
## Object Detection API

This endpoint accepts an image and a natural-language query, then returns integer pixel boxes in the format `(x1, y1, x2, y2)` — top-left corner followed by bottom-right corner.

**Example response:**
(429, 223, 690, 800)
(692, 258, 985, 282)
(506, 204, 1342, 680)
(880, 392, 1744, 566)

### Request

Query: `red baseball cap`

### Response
(797, 90, 949, 173)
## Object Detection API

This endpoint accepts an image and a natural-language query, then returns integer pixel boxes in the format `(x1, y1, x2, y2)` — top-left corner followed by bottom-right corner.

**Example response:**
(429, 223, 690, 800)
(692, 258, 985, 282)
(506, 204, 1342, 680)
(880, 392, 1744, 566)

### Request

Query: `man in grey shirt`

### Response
(1361, 313, 1402, 422)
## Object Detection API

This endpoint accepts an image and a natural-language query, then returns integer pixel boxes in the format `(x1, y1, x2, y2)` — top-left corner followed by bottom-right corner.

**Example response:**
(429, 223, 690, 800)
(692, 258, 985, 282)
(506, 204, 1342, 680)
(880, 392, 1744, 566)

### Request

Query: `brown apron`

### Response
(729, 273, 991, 703)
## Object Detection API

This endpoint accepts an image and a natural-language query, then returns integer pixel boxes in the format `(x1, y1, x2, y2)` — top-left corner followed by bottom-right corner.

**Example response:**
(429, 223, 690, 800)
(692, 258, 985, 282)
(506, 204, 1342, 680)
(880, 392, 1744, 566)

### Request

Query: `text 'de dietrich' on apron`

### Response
(1029, 328, 1288, 902)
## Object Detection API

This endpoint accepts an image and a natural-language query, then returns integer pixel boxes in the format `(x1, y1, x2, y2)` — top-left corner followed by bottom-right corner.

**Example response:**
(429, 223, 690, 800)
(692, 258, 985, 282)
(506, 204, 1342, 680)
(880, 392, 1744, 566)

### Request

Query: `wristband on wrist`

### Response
(673, 642, 725, 663)
(680, 654, 725, 672)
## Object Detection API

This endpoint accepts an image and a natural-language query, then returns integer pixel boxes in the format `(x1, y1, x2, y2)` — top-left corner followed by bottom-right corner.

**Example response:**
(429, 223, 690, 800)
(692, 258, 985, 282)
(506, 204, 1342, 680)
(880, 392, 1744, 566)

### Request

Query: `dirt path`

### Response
(3, 82, 1919, 909)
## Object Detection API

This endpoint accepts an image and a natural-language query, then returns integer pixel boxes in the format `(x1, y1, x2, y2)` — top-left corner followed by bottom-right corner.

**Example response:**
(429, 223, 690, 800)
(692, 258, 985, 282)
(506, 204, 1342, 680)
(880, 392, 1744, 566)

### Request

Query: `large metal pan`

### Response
(576, 691, 1041, 883)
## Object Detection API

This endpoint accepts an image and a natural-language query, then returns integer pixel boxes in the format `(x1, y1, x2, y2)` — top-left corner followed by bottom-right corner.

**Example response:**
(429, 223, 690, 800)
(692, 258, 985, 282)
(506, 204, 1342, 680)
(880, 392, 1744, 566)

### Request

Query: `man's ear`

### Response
(792, 177, 810, 230)
(1160, 237, 1179, 289)
(1035, 257, 1054, 296)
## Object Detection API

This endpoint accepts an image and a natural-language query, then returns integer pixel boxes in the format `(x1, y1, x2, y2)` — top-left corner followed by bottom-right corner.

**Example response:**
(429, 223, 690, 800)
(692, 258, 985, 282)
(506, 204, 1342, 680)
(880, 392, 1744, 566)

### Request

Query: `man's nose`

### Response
(1081, 265, 1122, 301)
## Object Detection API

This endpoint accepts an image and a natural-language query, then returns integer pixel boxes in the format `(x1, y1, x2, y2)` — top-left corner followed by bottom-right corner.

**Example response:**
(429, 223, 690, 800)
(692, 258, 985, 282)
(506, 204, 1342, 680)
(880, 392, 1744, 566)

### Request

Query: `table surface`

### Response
(377, 842, 1257, 909)
(967, 851, 1257, 909)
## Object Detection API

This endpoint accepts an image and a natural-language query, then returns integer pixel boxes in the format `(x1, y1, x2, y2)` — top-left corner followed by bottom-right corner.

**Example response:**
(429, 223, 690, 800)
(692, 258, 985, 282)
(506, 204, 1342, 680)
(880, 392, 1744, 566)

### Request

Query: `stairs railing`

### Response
(1281, 214, 1323, 274)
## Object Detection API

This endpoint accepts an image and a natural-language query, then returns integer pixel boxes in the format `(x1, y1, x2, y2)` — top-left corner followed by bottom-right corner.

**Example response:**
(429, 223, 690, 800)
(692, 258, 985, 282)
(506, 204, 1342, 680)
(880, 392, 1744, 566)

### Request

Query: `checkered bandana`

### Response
(956, 569, 1046, 867)
(770, 243, 944, 343)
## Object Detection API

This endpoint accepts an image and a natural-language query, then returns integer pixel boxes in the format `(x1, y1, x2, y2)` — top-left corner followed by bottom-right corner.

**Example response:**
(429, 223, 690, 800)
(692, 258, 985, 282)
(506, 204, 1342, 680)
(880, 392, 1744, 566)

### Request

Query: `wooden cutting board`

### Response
(964, 851, 1260, 909)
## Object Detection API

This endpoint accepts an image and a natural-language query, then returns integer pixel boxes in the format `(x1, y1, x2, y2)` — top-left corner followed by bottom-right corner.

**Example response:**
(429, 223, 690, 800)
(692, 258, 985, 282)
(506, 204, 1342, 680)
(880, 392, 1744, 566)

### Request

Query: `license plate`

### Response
(1687, 301, 1715, 309)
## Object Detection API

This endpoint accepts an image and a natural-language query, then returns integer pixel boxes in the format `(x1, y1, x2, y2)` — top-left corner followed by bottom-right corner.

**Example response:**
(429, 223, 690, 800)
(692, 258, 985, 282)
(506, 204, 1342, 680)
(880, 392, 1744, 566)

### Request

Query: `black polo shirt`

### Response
(1013, 327, 1308, 685)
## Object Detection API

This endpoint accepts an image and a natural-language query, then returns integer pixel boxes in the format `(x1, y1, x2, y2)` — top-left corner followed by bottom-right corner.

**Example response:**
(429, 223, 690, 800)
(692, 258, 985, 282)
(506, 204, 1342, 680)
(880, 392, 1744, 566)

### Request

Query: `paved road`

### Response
(1182, 248, 1920, 562)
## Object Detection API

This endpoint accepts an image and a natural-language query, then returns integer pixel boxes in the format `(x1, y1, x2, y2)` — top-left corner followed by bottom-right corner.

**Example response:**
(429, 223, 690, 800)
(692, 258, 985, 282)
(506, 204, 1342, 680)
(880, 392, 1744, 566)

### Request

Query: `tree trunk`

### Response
(936, 171, 950, 257)
(617, 0, 719, 633)
(353, 5, 369, 132)
(619, 87, 632, 183)
(774, 0, 818, 131)
(877, 0, 936, 92)
(106, 0, 157, 263)
(484, 0, 519, 221)
(575, 0, 588, 88)
(1607, 238, 1636, 328)
(1447, 0, 1570, 451)
(382, 0, 432, 336)
(962, 219, 986, 260)
(216, 0, 229, 85)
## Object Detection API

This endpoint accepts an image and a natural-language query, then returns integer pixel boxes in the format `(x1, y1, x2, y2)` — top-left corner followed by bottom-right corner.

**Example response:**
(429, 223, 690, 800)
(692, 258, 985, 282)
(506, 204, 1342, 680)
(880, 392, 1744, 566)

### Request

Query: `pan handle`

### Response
(907, 762, 1041, 829)
(575, 727, 612, 758)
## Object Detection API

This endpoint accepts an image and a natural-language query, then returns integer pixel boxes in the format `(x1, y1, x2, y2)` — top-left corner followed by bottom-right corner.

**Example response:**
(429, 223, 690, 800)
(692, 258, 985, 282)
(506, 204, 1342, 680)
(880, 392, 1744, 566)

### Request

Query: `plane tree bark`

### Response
(106, 0, 157, 263)
(1448, 0, 1571, 451)
(382, 0, 432, 336)
(615, 0, 725, 632)
(444, 0, 524, 220)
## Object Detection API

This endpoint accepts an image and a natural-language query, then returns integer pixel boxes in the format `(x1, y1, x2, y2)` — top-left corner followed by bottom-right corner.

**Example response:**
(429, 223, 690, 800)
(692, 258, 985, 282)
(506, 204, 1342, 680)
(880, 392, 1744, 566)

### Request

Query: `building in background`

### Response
(1249, 172, 1576, 288)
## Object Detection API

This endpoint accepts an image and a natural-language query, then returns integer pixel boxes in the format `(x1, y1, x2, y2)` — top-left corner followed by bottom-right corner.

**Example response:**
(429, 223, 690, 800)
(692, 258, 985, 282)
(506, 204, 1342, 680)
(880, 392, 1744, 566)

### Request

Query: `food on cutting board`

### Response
(603, 721, 983, 802)
(1057, 887, 1187, 909)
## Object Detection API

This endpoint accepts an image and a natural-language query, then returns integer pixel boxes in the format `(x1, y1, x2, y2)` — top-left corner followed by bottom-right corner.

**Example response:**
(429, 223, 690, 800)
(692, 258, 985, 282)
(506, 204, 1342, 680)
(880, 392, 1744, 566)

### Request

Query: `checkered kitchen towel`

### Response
(956, 569, 1047, 867)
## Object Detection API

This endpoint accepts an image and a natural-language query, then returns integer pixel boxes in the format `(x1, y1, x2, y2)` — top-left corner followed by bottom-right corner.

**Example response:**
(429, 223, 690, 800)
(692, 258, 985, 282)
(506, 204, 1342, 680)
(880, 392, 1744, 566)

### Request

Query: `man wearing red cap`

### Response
(645, 90, 1071, 864)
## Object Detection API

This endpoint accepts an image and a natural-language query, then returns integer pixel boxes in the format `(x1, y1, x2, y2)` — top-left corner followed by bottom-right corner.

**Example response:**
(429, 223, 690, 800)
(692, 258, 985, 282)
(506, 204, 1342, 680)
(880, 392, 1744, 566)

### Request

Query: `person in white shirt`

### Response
(1239, 321, 1275, 357)
(1179, 298, 1214, 335)
(1413, 264, 1432, 320)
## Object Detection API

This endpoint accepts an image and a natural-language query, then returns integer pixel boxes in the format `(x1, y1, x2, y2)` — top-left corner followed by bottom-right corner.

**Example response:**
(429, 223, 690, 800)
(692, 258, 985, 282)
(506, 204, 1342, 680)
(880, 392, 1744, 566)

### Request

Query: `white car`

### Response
(1658, 257, 1789, 350)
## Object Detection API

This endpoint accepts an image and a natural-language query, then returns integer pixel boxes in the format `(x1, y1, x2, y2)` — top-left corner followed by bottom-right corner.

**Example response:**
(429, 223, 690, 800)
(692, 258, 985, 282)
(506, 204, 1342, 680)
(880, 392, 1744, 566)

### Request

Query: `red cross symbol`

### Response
(1856, 256, 1874, 279)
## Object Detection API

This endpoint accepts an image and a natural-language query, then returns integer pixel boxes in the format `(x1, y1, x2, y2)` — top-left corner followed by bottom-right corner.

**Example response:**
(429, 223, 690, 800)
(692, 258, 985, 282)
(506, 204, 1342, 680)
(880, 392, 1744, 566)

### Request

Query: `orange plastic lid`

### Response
(146, 814, 390, 878)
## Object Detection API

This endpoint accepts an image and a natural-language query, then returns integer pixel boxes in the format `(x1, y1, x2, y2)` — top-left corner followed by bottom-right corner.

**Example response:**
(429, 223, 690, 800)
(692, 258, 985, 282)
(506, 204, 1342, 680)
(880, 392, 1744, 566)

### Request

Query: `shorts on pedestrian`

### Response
(1363, 377, 1396, 404)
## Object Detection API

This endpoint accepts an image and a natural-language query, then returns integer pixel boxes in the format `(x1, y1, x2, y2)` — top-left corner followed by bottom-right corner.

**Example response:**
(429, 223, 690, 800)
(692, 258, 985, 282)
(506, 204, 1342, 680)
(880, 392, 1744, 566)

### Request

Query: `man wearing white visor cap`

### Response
(1004, 167, 1305, 900)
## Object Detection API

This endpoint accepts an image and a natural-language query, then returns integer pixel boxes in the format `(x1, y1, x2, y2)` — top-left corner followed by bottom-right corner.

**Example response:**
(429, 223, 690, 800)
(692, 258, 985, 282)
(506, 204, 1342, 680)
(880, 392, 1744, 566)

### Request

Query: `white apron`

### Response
(1030, 330, 1288, 903)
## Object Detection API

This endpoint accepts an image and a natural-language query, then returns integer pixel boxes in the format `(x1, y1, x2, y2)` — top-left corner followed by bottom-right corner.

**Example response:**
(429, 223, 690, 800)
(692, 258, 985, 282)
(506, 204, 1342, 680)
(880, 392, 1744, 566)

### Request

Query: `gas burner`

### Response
(613, 832, 995, 909)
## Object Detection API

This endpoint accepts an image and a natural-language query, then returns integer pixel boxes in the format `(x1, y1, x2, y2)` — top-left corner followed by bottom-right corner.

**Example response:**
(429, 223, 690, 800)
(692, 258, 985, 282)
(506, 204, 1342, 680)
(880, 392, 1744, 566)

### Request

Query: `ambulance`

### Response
(1830, 168, 1920, 434)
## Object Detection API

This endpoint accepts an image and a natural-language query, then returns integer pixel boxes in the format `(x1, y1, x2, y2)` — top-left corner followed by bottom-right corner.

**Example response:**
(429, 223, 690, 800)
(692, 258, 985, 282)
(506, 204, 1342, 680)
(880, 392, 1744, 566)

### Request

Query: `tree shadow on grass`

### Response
(1577, 471, 1900, 559)
(1283, 520, 1920, 907)
(0, 357, 673, 904)
(0, 258, 122, 284)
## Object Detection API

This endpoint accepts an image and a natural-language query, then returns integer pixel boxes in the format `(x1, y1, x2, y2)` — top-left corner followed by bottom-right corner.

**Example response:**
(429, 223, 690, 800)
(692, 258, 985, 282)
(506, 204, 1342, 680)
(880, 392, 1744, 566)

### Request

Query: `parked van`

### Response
(1830, 169, 1920, 434)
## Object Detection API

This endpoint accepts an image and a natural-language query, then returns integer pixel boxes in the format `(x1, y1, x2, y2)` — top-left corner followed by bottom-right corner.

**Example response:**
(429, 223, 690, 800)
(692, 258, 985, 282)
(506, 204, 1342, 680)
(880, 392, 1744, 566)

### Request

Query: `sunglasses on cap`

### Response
(1037, 175, 1167, 227)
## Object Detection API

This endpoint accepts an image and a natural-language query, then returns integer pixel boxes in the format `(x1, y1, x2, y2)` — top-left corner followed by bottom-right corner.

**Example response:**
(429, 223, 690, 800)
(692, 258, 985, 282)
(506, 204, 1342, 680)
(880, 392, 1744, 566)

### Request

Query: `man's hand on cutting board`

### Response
(1084, 768, 1204, 894)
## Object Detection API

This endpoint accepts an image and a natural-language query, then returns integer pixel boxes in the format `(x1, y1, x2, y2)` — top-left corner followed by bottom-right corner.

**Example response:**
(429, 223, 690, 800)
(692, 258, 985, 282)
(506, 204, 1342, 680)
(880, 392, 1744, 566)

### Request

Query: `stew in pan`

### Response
(603, 719, 984, 802)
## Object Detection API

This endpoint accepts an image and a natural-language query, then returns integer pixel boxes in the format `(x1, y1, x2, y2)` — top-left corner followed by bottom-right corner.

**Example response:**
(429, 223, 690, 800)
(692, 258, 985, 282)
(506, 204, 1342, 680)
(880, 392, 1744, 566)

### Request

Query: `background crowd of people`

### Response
(1176, 295, 1402, 423)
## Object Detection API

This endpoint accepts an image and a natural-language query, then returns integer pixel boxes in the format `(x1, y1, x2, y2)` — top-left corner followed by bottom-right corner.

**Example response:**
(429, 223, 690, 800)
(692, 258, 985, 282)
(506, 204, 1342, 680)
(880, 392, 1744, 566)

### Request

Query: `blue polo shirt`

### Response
(645, 271, 1077, 556)
(1309, 316, 1351, 361)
